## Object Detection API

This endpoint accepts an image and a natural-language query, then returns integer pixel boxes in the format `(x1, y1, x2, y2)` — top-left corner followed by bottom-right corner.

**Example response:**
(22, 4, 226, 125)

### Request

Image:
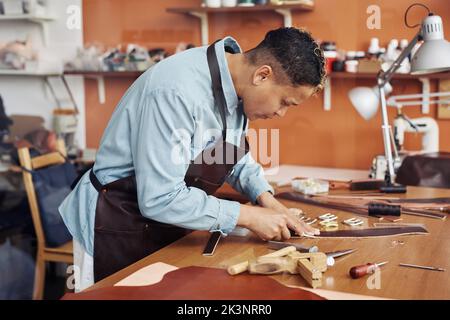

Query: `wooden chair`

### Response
(17, 139, 73, 300)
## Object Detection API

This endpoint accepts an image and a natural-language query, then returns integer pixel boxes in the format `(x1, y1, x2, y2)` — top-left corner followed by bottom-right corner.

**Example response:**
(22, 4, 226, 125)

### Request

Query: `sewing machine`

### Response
(393, 111, 439, 154)
(369, 112, 440, 180)
(368, 90, 449, 180)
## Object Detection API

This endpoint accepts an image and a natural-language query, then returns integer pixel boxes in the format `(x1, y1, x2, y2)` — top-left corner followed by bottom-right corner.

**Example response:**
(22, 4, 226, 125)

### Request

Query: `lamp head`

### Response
(348, 83, 393, 120)
(411, 14, 450, 75)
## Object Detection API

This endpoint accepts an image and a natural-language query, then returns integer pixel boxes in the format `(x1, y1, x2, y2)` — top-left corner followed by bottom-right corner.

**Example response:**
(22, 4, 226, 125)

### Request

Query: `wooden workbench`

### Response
(86, 186, 450, 300)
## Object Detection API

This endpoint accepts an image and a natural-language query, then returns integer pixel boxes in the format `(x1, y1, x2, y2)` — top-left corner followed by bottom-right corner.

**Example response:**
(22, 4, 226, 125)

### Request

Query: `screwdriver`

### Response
(349, 261, 388, 279)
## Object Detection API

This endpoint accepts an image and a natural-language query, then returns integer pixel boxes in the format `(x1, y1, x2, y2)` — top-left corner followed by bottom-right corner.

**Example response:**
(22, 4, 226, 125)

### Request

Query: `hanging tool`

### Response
(349, 261, 388, 279)
(399, 263, 445, 272)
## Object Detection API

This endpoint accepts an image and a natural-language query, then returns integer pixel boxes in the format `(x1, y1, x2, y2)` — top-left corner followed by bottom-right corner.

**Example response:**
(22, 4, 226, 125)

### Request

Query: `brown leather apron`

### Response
(90, 41, 249, 282)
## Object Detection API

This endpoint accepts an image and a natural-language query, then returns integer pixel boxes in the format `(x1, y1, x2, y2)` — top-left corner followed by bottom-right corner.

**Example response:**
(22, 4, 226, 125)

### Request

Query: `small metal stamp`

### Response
(319, 213, 337, 221)
(319, 220, 339, 231)
(343, 217, 364, 227)
(304, 218, 317, 225)
(320, 220, 339, 227)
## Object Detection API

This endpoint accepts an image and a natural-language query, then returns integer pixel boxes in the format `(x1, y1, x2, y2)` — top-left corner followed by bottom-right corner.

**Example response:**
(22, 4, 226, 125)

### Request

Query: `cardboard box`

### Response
(357, 59, 382, 73)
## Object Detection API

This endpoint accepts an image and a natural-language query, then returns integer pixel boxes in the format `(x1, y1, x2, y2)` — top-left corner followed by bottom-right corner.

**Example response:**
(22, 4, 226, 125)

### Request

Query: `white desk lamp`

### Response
(349, 10, 450, 193)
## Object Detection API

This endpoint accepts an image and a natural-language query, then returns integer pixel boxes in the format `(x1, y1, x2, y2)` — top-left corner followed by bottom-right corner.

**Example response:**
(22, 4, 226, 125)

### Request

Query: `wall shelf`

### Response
(166, 4, 314, 46)
(0, 69, 61, 76)
(64, 71, 145, 104)
(0, 14, 55, 21)
(64, 71, 144, 78)
(329, 72, 450, 80)
(0, 14, 57, 46)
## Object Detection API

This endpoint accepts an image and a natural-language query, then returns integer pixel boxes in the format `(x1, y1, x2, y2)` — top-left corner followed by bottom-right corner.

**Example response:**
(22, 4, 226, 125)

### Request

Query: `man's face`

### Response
(241, 65, 316, 121)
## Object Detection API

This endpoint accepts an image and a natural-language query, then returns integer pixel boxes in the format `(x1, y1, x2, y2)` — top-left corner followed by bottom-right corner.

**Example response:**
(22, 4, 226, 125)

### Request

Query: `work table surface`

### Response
(87, 186, 450, 300)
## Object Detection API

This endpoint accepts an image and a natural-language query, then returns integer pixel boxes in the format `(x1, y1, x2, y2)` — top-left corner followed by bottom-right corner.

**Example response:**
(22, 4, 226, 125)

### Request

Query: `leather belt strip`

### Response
(276, 192, 447, 220)
(291, 226, 429, 239)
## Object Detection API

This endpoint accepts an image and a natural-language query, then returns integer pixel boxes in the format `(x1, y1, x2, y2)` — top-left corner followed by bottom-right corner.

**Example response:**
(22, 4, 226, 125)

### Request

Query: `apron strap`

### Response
(239, 99, 248, 132)
(207, 41, 229, 141)
(89, 169, 104, 192)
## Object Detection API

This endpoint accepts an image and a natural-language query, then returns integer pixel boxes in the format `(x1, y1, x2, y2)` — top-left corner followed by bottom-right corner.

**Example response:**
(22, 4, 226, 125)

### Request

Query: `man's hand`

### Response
(237, 204, 319, 241)
(255, 191, 319, 237)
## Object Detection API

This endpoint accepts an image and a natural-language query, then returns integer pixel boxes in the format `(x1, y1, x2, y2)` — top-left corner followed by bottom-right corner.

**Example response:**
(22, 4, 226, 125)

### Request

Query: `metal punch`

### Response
(319, 220, 339, 231)
(343, 217, 364, 227)
(319, 213, 337, 221)
(304, 217, 318, 225)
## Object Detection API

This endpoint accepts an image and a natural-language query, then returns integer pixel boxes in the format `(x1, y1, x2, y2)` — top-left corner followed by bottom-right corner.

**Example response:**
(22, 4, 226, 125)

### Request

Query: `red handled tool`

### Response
(349, 261, 388, 279)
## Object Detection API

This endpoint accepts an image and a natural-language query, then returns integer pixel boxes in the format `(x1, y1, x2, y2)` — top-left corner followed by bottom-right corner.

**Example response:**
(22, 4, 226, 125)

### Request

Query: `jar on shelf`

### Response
(321, 41, 337, 75)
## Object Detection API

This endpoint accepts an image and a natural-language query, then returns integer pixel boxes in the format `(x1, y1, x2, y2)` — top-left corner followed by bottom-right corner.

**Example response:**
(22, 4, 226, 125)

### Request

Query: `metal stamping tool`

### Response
(305, 218, 318, 225)
(268, 240, 319, 253)
(319, 213, 337, 221)
(319, 220, 339, 231)
(343, 217, 364, 227)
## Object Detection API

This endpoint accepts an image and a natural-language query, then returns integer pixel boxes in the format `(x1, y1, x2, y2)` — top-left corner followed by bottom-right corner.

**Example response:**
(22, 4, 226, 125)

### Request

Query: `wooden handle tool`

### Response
(349, 261, 388, 279)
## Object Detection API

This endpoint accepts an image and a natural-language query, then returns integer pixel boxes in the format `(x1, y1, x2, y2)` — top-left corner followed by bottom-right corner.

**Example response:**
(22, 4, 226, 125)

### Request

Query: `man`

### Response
(60, 27, 326, 291)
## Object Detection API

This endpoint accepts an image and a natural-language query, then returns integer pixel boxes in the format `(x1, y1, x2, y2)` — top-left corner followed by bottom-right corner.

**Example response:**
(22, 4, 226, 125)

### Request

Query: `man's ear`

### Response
(252, 65, 273, 85)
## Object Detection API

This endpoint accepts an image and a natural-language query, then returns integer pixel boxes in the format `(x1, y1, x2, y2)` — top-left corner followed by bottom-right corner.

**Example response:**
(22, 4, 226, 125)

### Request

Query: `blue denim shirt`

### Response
(59, 37, 273, 255)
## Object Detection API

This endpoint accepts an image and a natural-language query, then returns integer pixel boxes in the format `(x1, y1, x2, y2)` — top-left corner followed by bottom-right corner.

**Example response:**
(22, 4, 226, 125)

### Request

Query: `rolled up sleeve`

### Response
(225, 152, 274, 204)
(131, 88, 240, 235)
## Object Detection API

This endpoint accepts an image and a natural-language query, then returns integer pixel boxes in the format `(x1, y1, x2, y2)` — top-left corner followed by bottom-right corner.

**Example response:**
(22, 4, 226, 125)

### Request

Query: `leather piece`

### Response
(62, 266, 326, 300)
(291, 226, 428, 238)
(396, 152, 450, 189)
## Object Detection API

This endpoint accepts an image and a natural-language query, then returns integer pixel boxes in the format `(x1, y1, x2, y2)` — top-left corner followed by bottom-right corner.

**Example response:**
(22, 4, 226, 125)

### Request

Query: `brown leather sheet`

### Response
(292, 226, 428, 239)
(62, 266, 326, 300)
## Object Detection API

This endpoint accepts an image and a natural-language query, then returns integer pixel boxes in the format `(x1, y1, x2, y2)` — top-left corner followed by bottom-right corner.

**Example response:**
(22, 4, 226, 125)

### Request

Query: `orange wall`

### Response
(83, 0, 450, 170)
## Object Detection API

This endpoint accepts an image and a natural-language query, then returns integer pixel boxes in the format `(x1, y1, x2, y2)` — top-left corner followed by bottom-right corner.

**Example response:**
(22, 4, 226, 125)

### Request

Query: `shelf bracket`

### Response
(274, 9, 292, 27)
(90, 76, 106, 104)
(419, 77, 430, 114)
(323, 77, 331, 111)
(189, 11, 209, 46)
(29, 19, 51, 46)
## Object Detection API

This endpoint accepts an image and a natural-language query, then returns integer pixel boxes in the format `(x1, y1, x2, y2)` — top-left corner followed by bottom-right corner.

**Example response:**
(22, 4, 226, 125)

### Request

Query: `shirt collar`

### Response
(213, 37, 242, 115)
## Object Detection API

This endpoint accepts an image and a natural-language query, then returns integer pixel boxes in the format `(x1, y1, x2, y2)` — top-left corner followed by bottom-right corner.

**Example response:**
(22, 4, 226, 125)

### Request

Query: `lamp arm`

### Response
(387, 91, 450, 106)
(378, 32, 421, 87)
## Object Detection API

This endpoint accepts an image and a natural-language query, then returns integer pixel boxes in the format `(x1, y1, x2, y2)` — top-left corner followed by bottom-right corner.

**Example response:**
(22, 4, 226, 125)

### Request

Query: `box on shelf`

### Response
(1, 0, 25, 15)
(357, 59, 382, 73)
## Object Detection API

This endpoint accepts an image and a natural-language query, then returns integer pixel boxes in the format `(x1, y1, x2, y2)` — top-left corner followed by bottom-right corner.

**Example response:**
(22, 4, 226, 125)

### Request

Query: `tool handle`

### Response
(349, 263, 376, 279)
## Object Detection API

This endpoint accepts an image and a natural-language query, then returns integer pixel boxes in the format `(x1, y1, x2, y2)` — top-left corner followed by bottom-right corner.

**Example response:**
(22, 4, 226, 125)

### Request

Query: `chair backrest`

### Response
(17, 139, 67, 249)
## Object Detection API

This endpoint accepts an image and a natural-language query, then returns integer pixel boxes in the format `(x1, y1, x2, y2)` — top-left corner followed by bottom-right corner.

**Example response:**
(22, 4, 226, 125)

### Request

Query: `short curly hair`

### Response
(246, 27, 326, 93)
